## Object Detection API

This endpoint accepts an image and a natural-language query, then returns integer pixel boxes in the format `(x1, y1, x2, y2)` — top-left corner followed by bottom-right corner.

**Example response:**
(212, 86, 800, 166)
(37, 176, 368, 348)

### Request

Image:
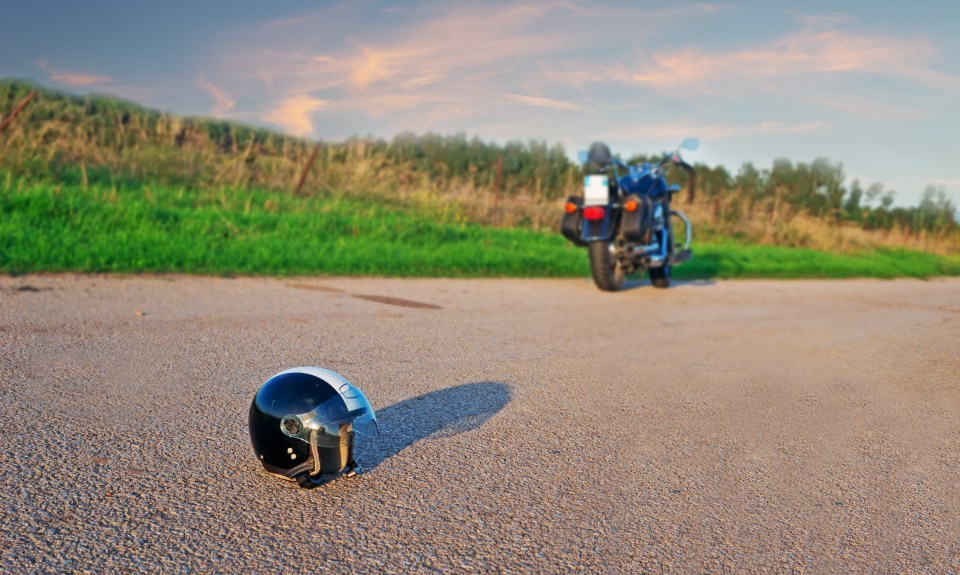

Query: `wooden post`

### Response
(494, 155, 503, 207)
(0, 90, 37, 134)
(295, 142, 322, 196)
(493, 156, 503, 225)
(771, 186, 781, 225)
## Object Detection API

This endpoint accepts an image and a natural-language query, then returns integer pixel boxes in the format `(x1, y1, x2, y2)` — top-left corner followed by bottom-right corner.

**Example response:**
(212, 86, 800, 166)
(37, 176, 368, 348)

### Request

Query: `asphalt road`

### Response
(2, 274, 958, 574)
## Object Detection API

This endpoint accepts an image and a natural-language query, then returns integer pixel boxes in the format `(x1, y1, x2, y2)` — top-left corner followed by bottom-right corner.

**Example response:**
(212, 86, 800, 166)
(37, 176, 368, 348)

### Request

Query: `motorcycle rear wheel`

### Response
(588, 241, 624, 292)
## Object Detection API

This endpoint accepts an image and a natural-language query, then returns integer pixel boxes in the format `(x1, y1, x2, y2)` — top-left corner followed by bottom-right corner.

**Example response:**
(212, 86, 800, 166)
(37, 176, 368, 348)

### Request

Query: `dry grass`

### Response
(677, 198, 959, 255)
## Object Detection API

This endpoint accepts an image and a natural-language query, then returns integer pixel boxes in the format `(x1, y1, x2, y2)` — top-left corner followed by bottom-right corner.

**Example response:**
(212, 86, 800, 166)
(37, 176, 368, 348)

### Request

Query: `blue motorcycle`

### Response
(561, 138, 698, 291)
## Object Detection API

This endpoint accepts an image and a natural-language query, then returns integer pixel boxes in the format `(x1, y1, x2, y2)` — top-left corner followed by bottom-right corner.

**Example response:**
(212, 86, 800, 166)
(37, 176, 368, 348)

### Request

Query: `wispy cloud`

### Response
(200, 0, 953, 157)
(755, 82, 931, 120)
(262, 94, 328, 136)
(35, 59, 159, 104)
(213, 3, 584, 134)
(631, 29, 947, 91)
(212, 1, 733, 136)
(597, 119, 830, 143)
(331, 92, 463, 121)
(779, 120, 829, 134)
(788, 10, 857, 28)
(332, 3, 572, 90)
(37, 60, 112, 87)
(671, 120, 828, 139)
(196, 75, 235, 116)
(899, 66, 960, 92)
(504, 93, 581, 111)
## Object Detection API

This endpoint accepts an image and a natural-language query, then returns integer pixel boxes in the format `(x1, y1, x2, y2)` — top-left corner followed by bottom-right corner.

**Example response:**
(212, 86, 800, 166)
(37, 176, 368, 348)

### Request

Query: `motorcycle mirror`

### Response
(680, 137, 699, 151)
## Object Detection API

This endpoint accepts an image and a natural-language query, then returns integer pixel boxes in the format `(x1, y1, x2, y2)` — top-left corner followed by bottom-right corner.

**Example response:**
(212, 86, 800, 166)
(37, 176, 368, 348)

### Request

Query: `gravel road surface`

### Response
(2, 274, 958, 574)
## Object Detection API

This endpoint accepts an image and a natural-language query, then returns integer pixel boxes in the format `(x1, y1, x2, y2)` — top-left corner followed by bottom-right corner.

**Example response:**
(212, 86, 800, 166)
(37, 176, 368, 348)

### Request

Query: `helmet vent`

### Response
(281, 416, 302, 436)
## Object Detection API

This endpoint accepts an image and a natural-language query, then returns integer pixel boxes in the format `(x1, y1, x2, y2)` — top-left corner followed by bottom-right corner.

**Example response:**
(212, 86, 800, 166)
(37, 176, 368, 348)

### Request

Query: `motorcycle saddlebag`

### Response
(621, 194, 651, 243)
(561, 196, 588, 246)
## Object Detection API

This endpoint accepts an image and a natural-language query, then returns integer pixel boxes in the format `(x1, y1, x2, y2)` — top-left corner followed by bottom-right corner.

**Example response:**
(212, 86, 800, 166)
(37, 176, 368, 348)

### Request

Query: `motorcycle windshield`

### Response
(280, 383, 379, 447)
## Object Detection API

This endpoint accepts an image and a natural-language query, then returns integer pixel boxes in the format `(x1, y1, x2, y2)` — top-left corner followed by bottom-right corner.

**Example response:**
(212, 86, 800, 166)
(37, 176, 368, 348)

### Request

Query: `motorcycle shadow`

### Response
(358, 381, 512, 471)
(617, 278, 717, 292)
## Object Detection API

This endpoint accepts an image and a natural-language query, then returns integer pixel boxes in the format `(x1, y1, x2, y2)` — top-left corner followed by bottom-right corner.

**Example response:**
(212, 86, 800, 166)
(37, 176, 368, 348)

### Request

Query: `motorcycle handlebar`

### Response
(676, 160, 696, 204)
(599, 152, 696, 204)
(658, 154, 697, 204)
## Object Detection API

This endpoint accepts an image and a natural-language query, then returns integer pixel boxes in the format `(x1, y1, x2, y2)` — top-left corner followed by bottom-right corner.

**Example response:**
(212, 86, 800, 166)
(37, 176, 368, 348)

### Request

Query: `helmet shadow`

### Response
(358, 381, 512, 471)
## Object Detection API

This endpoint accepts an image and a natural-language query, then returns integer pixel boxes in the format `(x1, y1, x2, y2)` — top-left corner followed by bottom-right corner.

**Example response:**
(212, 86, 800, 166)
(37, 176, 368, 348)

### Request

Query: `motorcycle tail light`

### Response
(583, 206, 605, 221)
(624, 199, 639, 212)
(564, 202, 578, 214)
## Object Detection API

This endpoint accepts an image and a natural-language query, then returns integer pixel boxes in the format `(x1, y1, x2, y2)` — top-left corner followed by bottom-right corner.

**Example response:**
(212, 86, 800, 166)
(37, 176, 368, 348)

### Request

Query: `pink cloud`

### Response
(49, 72, 113, 87)
(34, 60, 160, 104)
(196, 75, 235, 116)
(599, 120, 830, 142)
(336, 4, 569, 90)
(631, 29, 948, 91)
(211, 1, 740, 128)
(218, 2, 934, 141)
(899, 67, 960, 92)
(330, 91, 468, 124)
(36, 60, 112, 87)
(232, 3, 594, 96)
(262, 94, 328, 136)
(504, 93, 581, 111)
(788, 10, 857, 28)
(754, 82, 932, 120)
(214, 3, 594, 125)
(351, 46, 401, 89)
(695, 119, 831, 138)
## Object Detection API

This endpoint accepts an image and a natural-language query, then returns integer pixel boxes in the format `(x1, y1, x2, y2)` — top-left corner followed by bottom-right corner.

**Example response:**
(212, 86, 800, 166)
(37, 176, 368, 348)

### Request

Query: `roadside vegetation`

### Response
(2, 79, 958, 279)
(4, 179, 958, 279)
(0, 179, 585, 277)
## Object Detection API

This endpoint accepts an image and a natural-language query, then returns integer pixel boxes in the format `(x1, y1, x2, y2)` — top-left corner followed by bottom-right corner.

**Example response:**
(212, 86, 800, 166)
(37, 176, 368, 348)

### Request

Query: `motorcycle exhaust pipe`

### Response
(623, 243, 661, 259)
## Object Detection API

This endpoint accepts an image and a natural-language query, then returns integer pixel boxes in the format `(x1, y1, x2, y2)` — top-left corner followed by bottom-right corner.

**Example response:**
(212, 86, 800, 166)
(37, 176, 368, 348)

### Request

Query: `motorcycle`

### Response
(561, 138, 699, 291)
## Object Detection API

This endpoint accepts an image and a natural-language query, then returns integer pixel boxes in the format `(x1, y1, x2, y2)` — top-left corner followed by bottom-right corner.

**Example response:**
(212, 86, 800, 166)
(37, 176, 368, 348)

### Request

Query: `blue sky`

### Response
(3, 0, 959, 207)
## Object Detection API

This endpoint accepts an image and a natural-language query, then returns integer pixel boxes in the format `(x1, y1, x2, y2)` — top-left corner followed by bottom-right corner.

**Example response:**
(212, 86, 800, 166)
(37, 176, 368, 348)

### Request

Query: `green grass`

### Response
(0, 180, 586, 277)
(675, 243, 960, 280)
(3, 180, 959, 279)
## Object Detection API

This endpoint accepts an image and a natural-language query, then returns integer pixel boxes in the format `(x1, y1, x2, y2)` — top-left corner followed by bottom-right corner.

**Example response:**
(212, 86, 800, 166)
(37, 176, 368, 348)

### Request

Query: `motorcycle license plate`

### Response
(583, 175, 609, 205)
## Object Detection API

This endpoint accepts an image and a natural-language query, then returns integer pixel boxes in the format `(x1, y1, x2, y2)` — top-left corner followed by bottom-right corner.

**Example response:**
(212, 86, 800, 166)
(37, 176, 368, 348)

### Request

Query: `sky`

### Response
(3, 0, 959, 207)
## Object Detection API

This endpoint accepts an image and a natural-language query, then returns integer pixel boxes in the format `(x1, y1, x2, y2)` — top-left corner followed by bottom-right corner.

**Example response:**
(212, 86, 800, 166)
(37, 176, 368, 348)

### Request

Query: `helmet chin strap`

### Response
(310, 429, 323, 476)
(293, 426, 360, 489)
(339, 423, 352, 472)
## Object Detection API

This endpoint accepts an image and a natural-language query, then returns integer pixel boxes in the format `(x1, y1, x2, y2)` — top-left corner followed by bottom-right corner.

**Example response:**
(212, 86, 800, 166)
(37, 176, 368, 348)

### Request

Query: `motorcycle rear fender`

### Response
(581, 206, 615, 241)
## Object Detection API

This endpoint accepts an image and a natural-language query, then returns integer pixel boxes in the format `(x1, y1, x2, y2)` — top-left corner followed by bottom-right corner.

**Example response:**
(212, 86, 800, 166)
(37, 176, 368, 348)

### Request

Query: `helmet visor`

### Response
(279, 382, 379, 447)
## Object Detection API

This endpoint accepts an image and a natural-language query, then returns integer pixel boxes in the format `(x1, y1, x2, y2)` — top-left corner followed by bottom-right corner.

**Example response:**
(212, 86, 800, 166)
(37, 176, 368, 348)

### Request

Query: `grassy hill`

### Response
(2, 79, 958, 279)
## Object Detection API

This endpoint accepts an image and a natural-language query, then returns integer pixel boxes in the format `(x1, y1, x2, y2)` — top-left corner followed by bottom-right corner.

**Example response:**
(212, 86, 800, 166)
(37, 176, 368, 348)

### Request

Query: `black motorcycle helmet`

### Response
(249, 367, 379, 488)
